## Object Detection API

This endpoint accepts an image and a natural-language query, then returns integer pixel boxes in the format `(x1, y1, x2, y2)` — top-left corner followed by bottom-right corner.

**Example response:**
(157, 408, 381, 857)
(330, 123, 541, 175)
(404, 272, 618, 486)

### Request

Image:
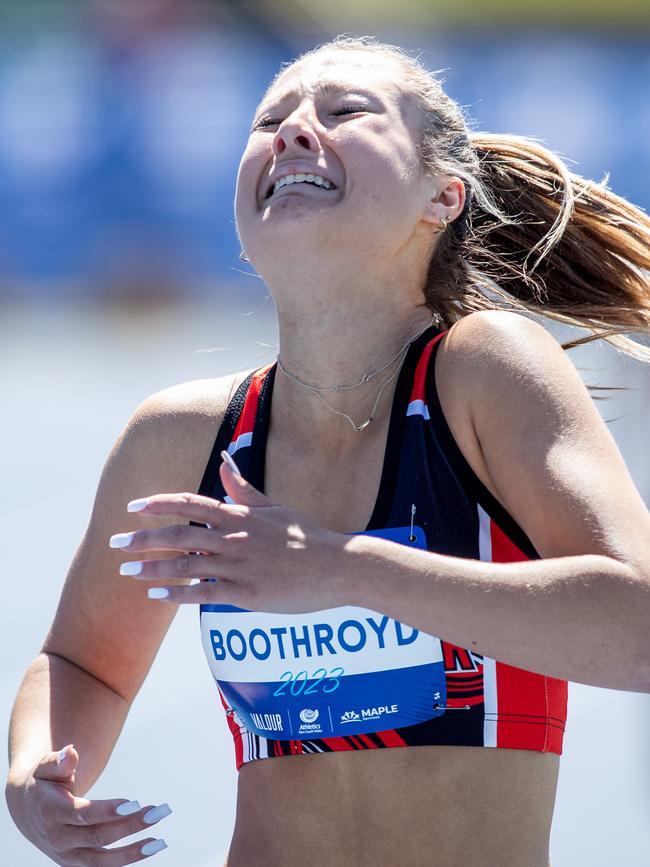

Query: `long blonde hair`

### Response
(270, 36, 650, 362)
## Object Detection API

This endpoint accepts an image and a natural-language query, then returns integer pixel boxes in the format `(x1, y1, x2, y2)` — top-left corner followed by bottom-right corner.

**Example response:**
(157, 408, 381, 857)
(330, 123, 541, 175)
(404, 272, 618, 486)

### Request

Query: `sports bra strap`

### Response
(196, 370, 255, 500)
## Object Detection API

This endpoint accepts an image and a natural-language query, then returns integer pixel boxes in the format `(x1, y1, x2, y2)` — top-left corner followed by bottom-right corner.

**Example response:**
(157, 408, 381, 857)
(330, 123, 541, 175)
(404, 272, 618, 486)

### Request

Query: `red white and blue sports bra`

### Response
(196, 324, 568, 770)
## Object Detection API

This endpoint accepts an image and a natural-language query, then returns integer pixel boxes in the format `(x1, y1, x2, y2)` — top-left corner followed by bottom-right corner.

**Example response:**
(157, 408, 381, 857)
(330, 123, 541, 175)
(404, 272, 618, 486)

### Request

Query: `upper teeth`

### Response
(272, 173, 333, 195)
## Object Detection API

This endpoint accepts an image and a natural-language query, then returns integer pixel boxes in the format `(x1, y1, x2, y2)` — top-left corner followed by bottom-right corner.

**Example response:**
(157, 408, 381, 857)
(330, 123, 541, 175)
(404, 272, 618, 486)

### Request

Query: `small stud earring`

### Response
(439, 216, 450, 232)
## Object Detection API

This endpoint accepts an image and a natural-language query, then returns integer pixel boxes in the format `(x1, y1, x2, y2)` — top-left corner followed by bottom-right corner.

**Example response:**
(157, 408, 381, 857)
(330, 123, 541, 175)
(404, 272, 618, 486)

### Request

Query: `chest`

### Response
(262, 425, 391, 534)
(261, 366, 494, 536)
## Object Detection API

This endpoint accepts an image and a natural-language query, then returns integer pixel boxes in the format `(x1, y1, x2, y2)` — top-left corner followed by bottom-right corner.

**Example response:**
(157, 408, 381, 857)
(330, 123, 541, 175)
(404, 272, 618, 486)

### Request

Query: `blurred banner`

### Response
(0, 0, 647, 301)
(274, 0, 650, 27)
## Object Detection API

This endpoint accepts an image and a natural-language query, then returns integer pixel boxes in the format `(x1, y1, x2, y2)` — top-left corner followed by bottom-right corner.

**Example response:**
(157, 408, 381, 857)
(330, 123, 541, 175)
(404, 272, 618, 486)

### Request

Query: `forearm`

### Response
(7, 652, 130, 795)
(345, 536, 650, 691)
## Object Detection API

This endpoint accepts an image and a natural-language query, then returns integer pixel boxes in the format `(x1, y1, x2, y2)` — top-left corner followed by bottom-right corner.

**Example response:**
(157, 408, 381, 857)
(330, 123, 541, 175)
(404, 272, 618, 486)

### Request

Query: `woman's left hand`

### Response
(109, 459, 353, 613)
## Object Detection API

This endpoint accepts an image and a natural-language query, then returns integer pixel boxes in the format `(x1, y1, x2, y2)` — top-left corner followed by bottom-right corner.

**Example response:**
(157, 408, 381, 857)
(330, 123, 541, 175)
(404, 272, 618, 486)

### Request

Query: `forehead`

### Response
(262, 49, 407, 106)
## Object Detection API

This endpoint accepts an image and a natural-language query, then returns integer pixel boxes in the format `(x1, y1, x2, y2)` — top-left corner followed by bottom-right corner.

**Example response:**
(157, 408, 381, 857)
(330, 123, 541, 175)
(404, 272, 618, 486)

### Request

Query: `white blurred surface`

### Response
(1, 301, 649, 865)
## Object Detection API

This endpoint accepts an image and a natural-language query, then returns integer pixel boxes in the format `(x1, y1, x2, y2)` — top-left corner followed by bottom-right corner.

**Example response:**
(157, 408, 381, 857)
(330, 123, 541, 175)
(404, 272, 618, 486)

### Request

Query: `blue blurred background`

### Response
(2, 2, 649, 865)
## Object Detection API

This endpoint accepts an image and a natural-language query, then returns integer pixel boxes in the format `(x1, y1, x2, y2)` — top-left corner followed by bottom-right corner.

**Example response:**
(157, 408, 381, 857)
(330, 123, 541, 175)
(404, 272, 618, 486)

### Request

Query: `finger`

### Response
(120, 552, 226, 582)
(127, 492, 248, 524)
(219, 460, 271, 507)
(145, 577, 236, 606)
(64, 803, 171, 850)
(34, 744, 79, 783)
(43, 785, 145, 829)
(73, 836, 167, 864)
(110, 524, 222, 555)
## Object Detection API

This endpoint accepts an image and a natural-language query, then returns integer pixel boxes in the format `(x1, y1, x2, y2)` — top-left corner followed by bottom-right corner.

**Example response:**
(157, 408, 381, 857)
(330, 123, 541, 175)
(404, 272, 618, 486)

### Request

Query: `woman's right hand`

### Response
(5, 745, 170, 865)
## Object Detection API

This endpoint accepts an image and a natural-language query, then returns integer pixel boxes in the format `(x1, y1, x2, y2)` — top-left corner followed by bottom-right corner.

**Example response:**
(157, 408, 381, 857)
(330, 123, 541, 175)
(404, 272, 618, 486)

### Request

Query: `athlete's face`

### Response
(234, 50, 455, 275)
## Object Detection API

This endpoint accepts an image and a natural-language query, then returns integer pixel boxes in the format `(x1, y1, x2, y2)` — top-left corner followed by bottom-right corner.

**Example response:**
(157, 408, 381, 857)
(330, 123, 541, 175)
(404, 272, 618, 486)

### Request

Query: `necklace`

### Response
(276, 315, 435, 432)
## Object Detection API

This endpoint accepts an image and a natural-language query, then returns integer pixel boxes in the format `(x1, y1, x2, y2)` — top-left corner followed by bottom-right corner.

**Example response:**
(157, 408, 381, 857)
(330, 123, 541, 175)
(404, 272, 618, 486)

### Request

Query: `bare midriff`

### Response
(227, 746, 559, 866)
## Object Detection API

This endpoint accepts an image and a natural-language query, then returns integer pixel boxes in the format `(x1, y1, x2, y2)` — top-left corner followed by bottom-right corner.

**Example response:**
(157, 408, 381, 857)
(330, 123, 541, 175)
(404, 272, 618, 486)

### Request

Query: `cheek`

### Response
(235, 141, 265, 200)
(347, 124, 421, 187)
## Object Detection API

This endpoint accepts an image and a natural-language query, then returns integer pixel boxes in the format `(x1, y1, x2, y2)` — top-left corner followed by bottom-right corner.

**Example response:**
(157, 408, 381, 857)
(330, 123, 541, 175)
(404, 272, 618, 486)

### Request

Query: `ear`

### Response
(421, 176, 466, 226)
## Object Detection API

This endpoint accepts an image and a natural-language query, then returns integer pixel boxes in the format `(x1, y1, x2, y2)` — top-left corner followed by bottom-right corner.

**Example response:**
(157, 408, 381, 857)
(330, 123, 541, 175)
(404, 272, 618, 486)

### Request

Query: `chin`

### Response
(262, 197, 338, 218)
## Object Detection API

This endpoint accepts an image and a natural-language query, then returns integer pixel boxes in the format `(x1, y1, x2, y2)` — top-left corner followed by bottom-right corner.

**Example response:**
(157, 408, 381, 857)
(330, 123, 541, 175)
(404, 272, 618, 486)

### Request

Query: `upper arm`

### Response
(444, 310, 650, 574)
(41, 370, 249, 703)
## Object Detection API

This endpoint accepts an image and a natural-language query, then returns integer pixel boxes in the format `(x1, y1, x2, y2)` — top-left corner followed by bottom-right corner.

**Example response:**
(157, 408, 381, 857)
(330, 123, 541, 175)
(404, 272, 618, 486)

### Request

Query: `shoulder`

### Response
(104, 370, 251, 502)
(439, 309, 563, 372)
(436, 310, 580, 424)
(127, 369, 253, 439)
(117, 369, 255, 491)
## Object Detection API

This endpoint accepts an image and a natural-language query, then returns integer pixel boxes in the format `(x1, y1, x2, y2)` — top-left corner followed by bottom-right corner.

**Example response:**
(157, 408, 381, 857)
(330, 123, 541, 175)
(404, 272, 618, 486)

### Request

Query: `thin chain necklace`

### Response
(276, 315, 435, 432)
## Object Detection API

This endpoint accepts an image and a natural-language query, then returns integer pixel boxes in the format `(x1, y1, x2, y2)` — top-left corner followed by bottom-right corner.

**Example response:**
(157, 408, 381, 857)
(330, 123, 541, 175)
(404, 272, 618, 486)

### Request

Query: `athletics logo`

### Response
(298, 707, 322, 734)
(340, 710, 361, 723)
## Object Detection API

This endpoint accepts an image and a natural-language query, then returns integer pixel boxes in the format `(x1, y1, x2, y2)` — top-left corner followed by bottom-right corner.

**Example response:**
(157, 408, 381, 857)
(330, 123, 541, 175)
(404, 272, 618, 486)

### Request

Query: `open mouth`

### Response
(264, 173, 337, 201)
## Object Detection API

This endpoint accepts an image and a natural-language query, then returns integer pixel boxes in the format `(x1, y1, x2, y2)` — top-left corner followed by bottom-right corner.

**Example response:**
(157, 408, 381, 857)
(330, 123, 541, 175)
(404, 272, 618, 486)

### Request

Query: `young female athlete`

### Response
(6, 35, 650, 867)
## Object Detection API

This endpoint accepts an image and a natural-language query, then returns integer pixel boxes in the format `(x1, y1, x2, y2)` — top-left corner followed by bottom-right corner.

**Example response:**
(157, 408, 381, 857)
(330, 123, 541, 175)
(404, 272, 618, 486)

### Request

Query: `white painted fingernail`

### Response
(127, 498, 150, 512)
(148, 588, 169, 599)
(120, 561, 143, 576)
(110, 532, 135, 549)
(141, 839, 167, 856)
(115, 800, 141, 816)
(143, 803, 172, 824)
(56, 744, 73, 764)
(220, 449, 242, 476)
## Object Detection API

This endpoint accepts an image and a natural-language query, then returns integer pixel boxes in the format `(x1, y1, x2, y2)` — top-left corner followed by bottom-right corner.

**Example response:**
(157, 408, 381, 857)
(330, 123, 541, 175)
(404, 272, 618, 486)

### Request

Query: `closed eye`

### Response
(331, 105, 365, 117)
(252, 105, 366, 131)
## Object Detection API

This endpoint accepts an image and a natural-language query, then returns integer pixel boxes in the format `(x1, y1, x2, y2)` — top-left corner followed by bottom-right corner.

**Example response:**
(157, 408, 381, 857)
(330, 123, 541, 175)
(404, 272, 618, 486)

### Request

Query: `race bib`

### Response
(199, 525, 446, 739)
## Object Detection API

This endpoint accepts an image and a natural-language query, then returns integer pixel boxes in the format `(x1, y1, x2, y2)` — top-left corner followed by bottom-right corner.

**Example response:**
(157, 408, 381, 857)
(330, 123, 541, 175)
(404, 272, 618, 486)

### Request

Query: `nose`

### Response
(272, 112, 320, 157)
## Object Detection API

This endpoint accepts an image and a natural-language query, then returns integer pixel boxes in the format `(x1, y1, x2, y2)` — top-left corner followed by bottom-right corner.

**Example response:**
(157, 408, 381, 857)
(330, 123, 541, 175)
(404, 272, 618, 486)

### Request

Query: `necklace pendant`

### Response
(354, 417, 373, 432)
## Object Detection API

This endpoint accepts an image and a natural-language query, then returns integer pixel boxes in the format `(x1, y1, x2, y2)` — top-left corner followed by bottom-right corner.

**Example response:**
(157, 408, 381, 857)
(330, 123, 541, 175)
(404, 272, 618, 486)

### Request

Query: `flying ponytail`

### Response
(429, 133, 650, 361)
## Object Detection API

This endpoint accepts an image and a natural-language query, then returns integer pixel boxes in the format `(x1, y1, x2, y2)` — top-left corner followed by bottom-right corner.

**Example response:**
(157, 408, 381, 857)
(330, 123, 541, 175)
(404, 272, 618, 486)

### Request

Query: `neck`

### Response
(270, 298, 434, 452)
